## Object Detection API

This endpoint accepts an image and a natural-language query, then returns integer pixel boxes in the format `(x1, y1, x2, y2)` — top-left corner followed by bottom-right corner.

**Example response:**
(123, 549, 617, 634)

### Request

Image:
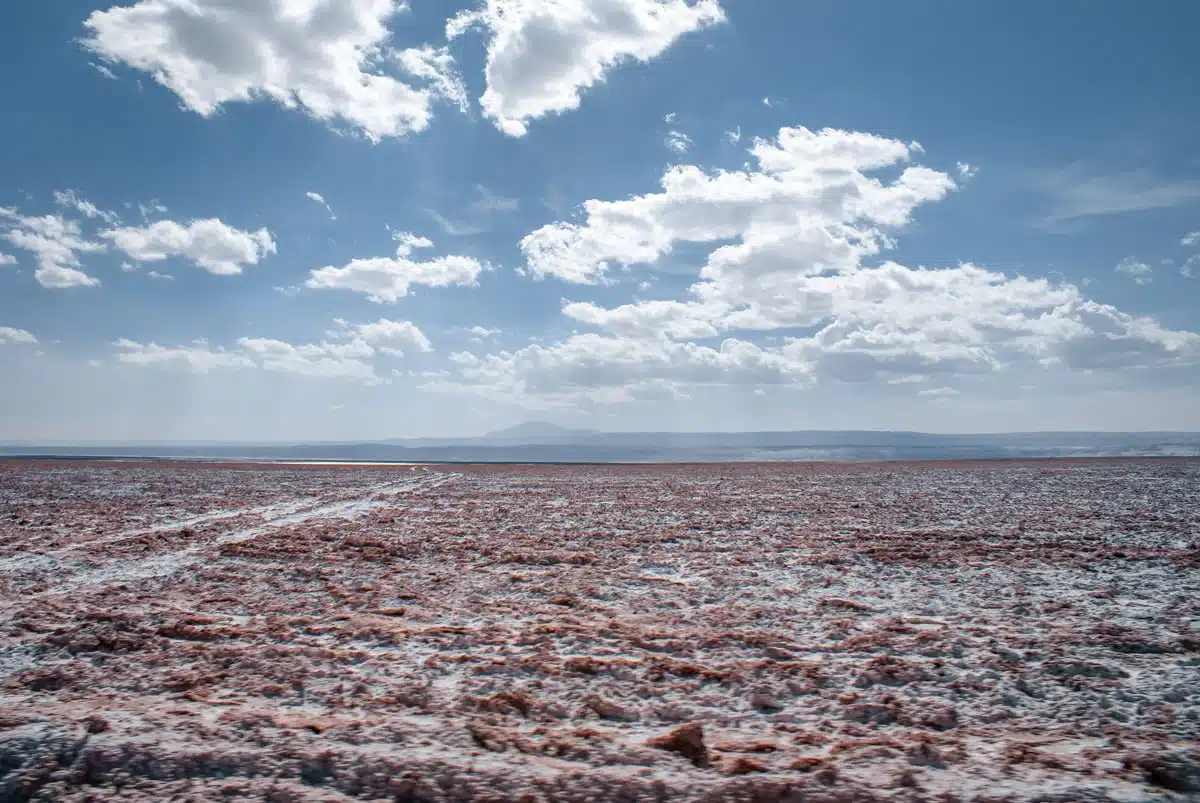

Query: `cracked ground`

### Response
(0, 459, 1197, 802)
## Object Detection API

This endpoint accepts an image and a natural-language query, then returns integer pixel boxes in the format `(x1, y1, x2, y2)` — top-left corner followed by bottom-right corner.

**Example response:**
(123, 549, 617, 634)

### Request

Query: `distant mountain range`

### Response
(3, 423, 1199, 462)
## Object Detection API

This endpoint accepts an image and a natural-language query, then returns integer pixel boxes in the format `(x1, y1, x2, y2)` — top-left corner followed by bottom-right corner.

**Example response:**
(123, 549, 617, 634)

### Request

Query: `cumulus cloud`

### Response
(0, 208, 104, 288)
(306, 232, 482, 303)
(114, 338, 254, 373)
(236, 337, 380, 382)
(115, 318, 431, 382)
(429, 333, 807, 408)
(2, 199, 276, 288)
(1035, 300, 1200, 371)
(1115, 257, 1152, 285)
(464, 325, 501, 343)
(392, 231, 433, 256)
(0, 327, 38, 345)
(338, 317, 433, 356)
(432, 126, 1200, 407)
(1182, 231, 1200, 247)
(521, 126, 954, 286)
(101, 218, 276, 275)
(83, 0, 465, 141)
(446, 0, 725, 135)
(0, 254, 16, 266)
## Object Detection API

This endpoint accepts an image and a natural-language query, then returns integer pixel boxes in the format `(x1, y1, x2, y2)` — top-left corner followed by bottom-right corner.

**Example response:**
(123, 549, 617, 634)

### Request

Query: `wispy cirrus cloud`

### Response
(306, 192, 337, 221)
(428, 184, 519, 237)
(1033, 164, 1200, 230)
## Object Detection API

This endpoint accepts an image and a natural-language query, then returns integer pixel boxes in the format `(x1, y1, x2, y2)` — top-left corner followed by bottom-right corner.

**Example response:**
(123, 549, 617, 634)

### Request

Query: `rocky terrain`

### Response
(0, 459, 1196, 802)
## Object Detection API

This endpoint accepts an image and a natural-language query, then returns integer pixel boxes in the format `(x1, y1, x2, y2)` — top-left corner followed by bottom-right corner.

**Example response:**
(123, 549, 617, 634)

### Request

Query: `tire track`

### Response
(35, 468, 457, 593)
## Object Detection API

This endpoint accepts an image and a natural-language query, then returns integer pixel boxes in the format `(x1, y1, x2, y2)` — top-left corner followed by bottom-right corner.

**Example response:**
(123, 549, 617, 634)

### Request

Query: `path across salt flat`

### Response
(0, 459, 1196, 802)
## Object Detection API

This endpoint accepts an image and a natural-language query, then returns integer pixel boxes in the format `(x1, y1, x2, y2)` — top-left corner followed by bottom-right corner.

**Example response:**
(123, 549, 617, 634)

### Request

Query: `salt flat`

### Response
(0, 459, 1196, 801)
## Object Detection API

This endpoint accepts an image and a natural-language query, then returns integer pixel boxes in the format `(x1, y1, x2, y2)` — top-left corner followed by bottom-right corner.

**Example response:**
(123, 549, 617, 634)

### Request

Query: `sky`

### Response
(1, 0, 1199, 442)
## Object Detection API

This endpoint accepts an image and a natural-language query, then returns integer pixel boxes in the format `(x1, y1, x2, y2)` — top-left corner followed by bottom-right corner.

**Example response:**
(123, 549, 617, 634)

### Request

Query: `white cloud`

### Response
(471, 184, 521, 214)
(0, 327, 38, 345)
(663, 112, 677, 124)
(101, 218, 276, 275)
(342, 318, 433, 356)
(725, 126, 740, 145)
(464, 325, 501, 343)
(443, 266, 1200, 408)
(138, 200, 168, 220)
(306, 232, 482, 303)
(114, 318, 431, 382)
(394, 44, 468, 113)
(435, 126, 1200, 407)
(306, 191, 337, 220)
(1034, 300, 1200, 371)
(428, 184, 519, 236)
(521, 126, 954, 285)
(563, 298, 722, 340)
(446, 0, 725, 135)
(236, 337, 380, 382)
(90, 61, 119, 80)
(1036, 166, 1200, 226)
(53, 189, 121, 225)
(83, 0, 465, 141)
(0, 254, 16, 266)
(114, 338, 254, 373)
(148, 270, 174, 280)
(665, 130, 692, 154)
(0, 208, 104, 288)
(918, 386, 958, 399)
(392, 230, 434, 256)
(956, 162, 978, 180)
(429, 333, 808, 408)
(1115, 257, 1152, 285)
(1181, 255, 1198, 279)
(1182, 231, 1200, 247)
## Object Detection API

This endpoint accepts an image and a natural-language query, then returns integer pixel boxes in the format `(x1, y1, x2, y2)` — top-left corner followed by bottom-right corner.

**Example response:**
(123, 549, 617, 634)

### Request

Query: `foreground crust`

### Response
(0, 459, 1197, 802)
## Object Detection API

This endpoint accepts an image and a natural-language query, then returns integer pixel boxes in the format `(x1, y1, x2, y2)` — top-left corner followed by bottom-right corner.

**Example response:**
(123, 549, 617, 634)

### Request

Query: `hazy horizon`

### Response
(4, 423, 1200, 450)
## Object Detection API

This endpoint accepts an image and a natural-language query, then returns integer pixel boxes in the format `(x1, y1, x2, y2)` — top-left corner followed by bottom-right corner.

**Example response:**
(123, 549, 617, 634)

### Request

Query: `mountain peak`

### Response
(483, 421, 596, 440)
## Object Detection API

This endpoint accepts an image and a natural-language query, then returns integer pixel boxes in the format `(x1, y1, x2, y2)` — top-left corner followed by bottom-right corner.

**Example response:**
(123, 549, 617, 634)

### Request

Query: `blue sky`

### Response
(1, 0, 1198, 441)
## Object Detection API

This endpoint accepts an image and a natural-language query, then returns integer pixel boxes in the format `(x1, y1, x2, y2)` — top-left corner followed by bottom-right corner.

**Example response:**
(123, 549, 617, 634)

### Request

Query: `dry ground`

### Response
(0, 459, 1197, 802)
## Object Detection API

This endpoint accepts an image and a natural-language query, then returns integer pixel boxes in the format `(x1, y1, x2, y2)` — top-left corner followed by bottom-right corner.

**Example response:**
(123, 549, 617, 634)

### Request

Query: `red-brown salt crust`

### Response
(0, 459, 1196, 801)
